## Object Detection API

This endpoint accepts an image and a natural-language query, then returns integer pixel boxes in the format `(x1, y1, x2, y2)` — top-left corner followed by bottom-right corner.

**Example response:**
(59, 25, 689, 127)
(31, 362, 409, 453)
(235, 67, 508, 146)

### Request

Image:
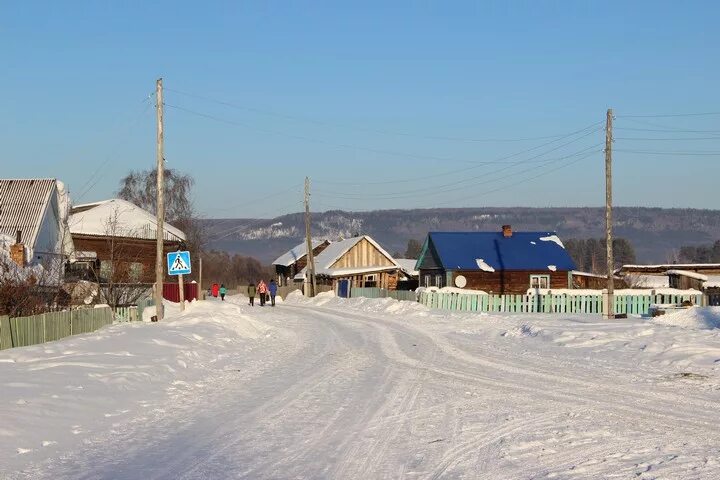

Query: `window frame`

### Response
(530, 274, 551, 289)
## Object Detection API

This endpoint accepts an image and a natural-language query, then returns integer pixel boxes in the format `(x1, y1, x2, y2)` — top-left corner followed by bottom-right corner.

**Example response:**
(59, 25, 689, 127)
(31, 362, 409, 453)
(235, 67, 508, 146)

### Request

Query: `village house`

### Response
(618, 263, 720, 305)
(416, 226, 576, 295)
(0, 178, 73, 285)
(272, 239, 330, 286)
(294, 235, 404, 293)
(67, 198, 185, 286)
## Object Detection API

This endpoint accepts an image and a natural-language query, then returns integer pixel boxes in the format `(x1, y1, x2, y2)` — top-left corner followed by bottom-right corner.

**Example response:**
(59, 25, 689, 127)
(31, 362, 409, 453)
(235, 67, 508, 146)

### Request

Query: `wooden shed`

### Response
(416, 226, 576, 295)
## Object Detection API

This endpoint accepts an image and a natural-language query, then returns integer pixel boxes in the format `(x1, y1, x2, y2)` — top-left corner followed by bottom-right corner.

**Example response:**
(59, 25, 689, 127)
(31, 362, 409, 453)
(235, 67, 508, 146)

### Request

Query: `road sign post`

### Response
(167, 251, 192, 311)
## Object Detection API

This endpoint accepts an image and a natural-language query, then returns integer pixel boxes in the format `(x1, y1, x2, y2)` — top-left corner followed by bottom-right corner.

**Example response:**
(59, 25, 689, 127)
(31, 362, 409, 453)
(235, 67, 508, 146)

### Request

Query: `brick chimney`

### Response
(502, 224, 512, 238)
(10, 230, 26, 267)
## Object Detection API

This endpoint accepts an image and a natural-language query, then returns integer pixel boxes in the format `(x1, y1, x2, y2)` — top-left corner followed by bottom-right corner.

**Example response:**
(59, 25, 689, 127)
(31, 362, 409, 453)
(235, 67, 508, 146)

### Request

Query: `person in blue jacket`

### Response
(268, 279, 278, 306)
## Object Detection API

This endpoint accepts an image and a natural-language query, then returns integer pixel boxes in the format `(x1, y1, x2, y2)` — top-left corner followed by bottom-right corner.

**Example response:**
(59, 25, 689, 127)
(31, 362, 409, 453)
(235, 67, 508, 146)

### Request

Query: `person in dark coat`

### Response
(269, 279, 278, 306)
(247, 283, 256, 306)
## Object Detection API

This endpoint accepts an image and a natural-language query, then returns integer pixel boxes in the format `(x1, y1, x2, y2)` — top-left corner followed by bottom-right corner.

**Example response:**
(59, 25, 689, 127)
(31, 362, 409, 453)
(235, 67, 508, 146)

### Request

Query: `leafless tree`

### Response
(97, 208, 152, 310)
(118, 169, 206, 280)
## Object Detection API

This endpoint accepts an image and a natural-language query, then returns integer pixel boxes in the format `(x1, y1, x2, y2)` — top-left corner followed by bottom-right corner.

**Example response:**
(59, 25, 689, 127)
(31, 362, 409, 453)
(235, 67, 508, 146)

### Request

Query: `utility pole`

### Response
(604, 108, 615, 319)
(199, 256, 203, 300)
(154, 78, 165, 320)
(304, 177, 317, 297)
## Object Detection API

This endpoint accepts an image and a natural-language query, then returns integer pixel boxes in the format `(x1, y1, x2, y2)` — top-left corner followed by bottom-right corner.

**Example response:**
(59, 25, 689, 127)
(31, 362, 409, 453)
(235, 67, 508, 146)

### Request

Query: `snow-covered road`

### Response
(4, 294, 720, 479)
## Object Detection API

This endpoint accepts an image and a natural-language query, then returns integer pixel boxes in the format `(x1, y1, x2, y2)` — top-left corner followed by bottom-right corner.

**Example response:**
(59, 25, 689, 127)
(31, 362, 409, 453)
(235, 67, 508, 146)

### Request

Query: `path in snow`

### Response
(5, 295, 720, 479)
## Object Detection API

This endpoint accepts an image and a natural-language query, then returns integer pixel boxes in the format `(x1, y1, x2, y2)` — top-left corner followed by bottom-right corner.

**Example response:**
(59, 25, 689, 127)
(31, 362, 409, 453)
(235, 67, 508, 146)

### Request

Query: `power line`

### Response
(201, 183, 304, 233)
(165, 87, 593, 143)
(316, 148, 600, 210)
(615, 127, 720, 134)
(75, 95, 155, 201)
(614, 149, 720, 156)
(314, 143, 602, 200)
(615, 136, 720, 141)
(617, 111, 720, 118)
(205, 201, 306, 242)
(427, 149, 601, 209)
(165, 103, 470, 164)
(313, 122, 604, 186)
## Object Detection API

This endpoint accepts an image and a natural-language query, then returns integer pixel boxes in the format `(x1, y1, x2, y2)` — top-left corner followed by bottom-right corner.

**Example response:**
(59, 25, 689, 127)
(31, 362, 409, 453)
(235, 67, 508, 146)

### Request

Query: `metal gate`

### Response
(338, 280, 350, 298)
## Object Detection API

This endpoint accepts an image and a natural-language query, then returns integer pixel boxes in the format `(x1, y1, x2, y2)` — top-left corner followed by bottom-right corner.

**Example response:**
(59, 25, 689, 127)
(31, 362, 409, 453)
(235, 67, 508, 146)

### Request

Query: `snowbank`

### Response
(653, 306, 720, 330)
(0, 299, 277, 470)
(285, 290, 430, 316)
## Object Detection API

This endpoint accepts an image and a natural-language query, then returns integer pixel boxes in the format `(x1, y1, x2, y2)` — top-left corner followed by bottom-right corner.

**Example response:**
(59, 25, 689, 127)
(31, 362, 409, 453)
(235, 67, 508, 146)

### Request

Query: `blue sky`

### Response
(2, 1, 719, 218)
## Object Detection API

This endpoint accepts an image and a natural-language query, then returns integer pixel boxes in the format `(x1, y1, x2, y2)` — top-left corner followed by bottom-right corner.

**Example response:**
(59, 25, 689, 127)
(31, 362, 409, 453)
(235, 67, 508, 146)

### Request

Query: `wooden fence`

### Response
(417, 291, 704, 316)
(0, 307, 114, 350)
(0, 298, 156, 351)
(349, 287, 418, 302)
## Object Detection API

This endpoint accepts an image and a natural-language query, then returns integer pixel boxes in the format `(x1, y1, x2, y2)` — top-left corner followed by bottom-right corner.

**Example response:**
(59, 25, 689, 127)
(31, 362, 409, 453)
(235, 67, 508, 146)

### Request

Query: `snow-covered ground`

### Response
(2, 293, 720, 479)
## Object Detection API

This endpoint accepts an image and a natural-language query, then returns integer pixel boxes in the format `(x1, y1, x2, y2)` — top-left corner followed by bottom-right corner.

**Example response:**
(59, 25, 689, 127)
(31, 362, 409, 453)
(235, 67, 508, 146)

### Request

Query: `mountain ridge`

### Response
(202, 207, 720, 265)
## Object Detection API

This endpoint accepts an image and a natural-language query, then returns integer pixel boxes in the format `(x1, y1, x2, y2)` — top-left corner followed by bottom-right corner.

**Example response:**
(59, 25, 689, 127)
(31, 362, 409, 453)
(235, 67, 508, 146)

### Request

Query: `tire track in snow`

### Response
(291, 304, 720, 478)
(301, 305, 720, 436)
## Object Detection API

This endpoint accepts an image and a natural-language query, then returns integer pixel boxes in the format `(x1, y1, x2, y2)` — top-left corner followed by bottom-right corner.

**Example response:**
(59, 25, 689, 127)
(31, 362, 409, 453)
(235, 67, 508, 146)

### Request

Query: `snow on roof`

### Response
(272, 239, 327, 266)
(621, 263, 720, 271)
(394, 258, 419, 277)
(623, 273, 670, 288)
(69, 198, 186, 242)
(705, 276, 720, 288)
(667, 270, 709, 282)
(475, 258, 495, 272)
(424, 231, 575, 272)
(539, 235, 565, 249)
(572, 270, 607, 279)
(0, 179, 57, 255)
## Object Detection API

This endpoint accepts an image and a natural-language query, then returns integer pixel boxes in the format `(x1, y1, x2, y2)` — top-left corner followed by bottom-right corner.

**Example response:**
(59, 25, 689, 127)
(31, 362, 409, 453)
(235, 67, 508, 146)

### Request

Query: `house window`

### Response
(363, 274, 377, 288)
(530, 274, 550, 289)
(424, 275, 431, 288)
(99, 260, 112, 281)
(129, 262, 143, 282)
(435, 274, 444, 288)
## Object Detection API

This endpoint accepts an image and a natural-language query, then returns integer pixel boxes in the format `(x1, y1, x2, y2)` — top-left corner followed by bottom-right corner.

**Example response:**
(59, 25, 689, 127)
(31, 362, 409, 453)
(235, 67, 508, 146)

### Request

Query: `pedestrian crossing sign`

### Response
(167, 251, 192, 276)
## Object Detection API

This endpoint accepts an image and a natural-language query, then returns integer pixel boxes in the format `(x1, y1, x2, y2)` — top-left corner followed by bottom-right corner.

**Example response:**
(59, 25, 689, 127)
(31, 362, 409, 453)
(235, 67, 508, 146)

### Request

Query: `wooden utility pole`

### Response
(604, 108, 615, 319)
(304, 177, 317, 297)
(199, 257, 203, 300)
(154, 78, 165, 320)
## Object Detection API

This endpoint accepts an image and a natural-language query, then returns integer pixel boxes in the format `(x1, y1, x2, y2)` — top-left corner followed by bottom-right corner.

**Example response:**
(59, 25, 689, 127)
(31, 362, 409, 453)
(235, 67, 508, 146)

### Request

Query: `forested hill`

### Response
(201, 207, 720, 265)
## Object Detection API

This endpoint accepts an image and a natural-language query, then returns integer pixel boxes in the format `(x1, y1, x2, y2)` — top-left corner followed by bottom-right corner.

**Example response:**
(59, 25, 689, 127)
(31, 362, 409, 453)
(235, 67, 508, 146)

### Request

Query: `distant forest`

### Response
(677, 241, 720, 263)
(564, 238, 637, 273)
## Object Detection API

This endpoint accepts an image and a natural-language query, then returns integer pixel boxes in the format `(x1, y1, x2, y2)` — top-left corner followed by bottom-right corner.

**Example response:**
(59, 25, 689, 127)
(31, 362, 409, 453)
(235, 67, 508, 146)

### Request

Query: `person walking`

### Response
(257, 279, 268, 307)
(269, 278, 278, 306)
(219, 284, 227, 301)
(247, 282, 256, 306)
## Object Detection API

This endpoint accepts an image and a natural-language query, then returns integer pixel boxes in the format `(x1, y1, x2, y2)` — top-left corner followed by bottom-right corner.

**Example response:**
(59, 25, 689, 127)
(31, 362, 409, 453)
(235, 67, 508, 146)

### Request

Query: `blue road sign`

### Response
(167, 251, 191, 276)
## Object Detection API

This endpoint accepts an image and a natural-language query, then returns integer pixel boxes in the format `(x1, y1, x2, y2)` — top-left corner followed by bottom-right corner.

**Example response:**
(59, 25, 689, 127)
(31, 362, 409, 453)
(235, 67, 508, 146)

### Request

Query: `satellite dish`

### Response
(455, 275, 467, 288)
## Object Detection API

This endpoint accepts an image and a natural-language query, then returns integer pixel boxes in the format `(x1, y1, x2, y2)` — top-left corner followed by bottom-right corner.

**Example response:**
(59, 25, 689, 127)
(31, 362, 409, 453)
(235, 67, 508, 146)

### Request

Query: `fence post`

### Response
(0, 315, 11, 350)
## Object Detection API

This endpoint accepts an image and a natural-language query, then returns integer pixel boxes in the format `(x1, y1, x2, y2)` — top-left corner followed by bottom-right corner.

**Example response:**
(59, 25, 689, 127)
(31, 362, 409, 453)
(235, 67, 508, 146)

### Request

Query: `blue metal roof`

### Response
(422, 231, 576, 272)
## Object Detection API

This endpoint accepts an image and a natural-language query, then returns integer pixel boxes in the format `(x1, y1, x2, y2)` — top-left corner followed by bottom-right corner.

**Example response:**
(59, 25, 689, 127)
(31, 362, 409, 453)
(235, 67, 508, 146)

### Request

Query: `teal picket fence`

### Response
(416, 291, 703, 316)
(350, 287, 417, 302)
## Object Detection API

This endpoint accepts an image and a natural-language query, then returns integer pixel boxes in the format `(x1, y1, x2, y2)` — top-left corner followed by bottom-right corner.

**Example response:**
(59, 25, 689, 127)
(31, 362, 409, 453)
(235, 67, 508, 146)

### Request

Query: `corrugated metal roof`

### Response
(0, 179, 56, 252)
